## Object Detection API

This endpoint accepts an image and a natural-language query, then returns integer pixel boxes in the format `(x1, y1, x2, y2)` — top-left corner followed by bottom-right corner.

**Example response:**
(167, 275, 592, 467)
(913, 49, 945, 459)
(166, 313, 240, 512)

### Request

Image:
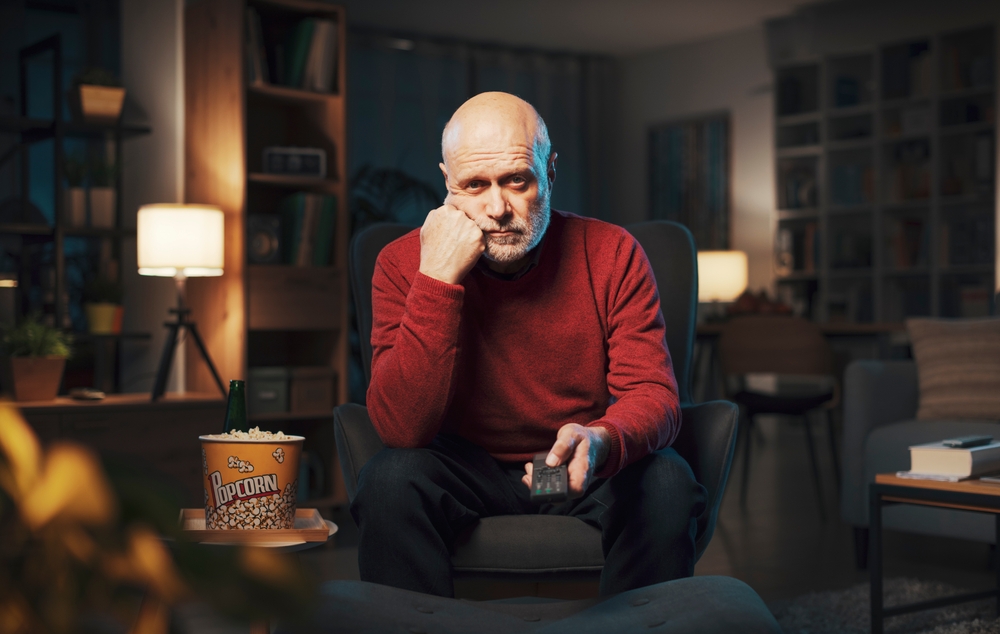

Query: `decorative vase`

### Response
(1, 356, 66, 402)
(65, 187, 86, 227)
(85, 302, 122, 334)
(89, 187, 116, 228)
(78, 85, 125, 123)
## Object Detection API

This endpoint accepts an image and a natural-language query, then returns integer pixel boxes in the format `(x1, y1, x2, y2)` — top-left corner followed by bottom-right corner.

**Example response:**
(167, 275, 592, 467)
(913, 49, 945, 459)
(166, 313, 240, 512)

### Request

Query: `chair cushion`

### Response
(285, 576, 783, 634)
(451, 516, 604, 578)
(907, 318, 1000, 421)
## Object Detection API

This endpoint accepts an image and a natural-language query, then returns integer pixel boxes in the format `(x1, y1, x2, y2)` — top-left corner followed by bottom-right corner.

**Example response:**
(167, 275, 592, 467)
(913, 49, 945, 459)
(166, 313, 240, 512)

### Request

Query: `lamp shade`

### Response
(137, 204, 224, 277)
(697, 250, 748, 302)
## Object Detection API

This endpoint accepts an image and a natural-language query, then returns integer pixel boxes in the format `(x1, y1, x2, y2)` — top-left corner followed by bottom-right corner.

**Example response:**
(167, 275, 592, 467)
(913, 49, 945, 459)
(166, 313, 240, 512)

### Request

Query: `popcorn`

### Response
(272, 447, 285, 464)
(203, 427, 288, 441)
(227, 455, 255, 473)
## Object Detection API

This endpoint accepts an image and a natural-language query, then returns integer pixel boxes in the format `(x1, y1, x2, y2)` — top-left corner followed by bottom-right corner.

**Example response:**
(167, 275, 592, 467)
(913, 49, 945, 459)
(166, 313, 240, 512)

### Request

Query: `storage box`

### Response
(290, 367, 335, 414)
(248, 366, 289, 416)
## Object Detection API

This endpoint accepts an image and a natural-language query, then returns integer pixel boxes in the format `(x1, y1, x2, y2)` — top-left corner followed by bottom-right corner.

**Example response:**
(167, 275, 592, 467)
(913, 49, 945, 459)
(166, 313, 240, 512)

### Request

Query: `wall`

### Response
(615, 26, 775, 294)
(119, 0, 184, 393)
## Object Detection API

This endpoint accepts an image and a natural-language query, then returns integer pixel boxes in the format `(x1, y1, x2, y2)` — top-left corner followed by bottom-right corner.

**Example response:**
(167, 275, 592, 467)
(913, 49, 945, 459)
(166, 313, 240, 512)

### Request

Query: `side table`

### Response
(869, 474, 1000, 634)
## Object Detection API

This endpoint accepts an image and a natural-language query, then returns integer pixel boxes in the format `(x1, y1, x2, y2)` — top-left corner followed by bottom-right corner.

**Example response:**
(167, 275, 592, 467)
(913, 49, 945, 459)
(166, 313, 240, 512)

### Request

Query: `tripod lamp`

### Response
(137, 203, 227, 400)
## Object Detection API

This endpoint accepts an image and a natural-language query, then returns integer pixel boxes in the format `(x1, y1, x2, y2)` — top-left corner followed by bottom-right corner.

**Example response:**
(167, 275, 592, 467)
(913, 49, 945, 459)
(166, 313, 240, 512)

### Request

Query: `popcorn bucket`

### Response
(199, 431, 304, 530)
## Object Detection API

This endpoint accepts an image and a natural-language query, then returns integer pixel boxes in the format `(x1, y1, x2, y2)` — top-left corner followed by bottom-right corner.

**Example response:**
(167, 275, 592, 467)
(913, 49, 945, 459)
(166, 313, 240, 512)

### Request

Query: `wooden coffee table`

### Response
(870, 474, 1000, 634)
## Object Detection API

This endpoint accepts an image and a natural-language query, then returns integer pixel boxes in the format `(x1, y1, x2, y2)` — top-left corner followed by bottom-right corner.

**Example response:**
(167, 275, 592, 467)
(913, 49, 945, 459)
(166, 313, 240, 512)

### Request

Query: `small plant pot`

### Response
(65, 187, 86, 227)
(1, 356, 66, 402)
(85, 302, 122, 334)
(89, 187, 116, 228)
(78, 85, 125, 123)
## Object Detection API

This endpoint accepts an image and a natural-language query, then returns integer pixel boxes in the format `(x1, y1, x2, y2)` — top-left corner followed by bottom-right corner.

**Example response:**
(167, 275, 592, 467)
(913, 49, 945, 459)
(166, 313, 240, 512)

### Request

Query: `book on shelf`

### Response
(775, 222, 818, 274)
(279, 193, 338, 267)
(907, 440, 1000, 478)
(888, 217, 926, 269)
(244, 12, 338, 93)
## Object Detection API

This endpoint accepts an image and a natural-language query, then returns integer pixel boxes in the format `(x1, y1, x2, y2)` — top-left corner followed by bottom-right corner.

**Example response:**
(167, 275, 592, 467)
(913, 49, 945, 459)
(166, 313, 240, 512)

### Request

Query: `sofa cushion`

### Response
(907, 318, 1000, 421)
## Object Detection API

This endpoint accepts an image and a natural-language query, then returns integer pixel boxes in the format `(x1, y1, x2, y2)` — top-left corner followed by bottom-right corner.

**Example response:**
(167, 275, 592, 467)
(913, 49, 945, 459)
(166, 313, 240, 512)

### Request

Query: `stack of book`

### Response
(280, 193, 337, 267)
(898, 437, 1000, 482)
(245, 8, 338, 93)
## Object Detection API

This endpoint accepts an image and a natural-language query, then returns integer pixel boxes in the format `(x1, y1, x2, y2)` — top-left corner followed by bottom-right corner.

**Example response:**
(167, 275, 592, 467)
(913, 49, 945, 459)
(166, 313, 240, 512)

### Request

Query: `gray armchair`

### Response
(842, 359, 1000, 567)
(336, 221, 739, 583)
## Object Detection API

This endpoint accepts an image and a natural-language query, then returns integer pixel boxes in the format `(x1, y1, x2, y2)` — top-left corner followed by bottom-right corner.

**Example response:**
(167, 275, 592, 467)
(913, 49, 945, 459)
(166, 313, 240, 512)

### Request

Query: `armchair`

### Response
(842, 359, 1000, 568)
(335, 220, 739, 583)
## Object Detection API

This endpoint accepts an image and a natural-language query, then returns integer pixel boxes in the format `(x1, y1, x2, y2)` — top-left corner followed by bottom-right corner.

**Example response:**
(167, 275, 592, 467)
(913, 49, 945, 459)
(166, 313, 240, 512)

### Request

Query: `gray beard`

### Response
(479, 193, 552, 264)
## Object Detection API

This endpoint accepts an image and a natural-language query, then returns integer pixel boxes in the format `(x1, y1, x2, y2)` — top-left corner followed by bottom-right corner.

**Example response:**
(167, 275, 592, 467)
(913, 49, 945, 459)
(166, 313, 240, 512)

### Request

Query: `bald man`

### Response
(352, 92, 706, 597)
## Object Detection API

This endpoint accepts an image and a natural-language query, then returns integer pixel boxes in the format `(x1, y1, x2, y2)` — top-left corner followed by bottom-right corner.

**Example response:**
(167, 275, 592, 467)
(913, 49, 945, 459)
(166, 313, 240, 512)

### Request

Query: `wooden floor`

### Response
(302, 415, 997, 603)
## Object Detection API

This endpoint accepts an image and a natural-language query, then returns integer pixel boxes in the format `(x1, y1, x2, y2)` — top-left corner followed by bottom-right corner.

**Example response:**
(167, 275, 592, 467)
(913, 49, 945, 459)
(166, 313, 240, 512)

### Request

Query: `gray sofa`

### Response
(842, 359, 1000, 565)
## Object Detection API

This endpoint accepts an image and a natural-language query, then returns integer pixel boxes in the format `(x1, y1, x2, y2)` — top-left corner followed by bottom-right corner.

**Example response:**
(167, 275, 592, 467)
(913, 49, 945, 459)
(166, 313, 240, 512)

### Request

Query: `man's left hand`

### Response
(522, 424, 611, 498)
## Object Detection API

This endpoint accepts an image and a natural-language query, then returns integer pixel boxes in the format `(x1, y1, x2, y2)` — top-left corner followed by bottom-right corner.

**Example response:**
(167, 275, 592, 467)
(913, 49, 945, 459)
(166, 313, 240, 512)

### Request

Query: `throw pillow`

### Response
(907, 317, 1000, 420)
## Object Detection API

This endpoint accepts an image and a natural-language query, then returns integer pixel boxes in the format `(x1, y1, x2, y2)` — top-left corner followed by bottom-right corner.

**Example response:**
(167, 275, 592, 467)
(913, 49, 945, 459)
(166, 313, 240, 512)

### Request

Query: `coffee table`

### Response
(869, 474, 1000, 634)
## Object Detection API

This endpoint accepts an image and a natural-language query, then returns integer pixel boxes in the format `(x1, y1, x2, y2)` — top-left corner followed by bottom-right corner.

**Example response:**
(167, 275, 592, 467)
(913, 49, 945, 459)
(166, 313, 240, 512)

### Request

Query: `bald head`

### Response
(441, 92, 551, 175)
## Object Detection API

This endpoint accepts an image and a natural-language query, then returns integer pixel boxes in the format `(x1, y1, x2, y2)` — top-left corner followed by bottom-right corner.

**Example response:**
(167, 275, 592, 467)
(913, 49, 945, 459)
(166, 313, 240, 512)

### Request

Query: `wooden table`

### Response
(869, 474, 1000, 634)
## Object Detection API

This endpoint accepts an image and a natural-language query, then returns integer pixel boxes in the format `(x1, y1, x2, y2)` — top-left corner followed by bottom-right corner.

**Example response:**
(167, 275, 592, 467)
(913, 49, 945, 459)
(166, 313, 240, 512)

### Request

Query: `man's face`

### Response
(440, 119, 555, 265)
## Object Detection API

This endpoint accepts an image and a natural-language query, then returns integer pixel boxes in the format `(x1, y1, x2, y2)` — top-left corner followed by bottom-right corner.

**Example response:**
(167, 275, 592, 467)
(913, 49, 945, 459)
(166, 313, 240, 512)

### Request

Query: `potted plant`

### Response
(0, 316, 71, 401)
(63, 154, 86, 227)
(70, 67, 126, 123)
(89, 158, 117, 228)
(83, 277, 123, 334)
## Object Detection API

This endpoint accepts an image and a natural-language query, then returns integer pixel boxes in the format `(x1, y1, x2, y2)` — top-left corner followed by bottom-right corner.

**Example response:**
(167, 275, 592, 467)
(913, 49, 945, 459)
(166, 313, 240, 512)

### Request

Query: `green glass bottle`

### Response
(223, 379, 249, 433)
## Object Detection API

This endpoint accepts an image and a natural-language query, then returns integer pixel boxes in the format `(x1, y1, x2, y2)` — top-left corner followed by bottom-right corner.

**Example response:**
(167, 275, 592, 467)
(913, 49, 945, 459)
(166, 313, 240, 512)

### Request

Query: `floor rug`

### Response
(770, 578, 1000, 634)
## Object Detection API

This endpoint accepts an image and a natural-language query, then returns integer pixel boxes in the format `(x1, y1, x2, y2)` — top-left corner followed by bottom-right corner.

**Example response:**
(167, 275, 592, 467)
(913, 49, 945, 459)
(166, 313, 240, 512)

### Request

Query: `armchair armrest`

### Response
(840, 360, 918, 526)
(674, 401, 739, 561)
(333, 403, 385, 502)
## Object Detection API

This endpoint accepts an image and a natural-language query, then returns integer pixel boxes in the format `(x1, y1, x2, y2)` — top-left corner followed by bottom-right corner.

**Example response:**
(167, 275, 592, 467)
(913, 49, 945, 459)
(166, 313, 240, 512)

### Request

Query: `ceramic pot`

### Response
(89, 187, 116, 228)
(1, 356, 66, 402)
(78, 85, 125, 122)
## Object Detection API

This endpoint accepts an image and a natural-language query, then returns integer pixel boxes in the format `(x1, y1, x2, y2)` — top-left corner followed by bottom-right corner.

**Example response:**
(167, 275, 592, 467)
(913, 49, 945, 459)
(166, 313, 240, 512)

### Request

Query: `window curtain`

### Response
(348, 30, 616, 224)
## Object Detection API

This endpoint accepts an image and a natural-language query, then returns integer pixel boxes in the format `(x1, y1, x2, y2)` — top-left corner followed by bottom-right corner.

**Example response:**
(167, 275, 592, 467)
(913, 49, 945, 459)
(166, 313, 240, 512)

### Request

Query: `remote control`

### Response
(530, 453, 568, 503)
(943, 435, 993, 448)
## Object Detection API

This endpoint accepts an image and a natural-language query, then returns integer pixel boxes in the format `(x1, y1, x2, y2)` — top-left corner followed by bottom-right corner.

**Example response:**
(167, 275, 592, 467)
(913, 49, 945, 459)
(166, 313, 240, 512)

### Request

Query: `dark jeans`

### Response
(350, 434, 707, 597)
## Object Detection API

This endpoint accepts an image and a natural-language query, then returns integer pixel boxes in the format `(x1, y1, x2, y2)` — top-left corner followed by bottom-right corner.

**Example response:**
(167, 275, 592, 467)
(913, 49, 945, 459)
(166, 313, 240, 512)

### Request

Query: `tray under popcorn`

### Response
(180, 508, 332, 544)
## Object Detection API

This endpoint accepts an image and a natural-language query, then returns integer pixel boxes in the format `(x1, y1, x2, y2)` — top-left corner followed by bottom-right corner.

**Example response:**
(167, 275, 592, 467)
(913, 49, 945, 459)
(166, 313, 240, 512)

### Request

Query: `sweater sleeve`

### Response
(587, 232, 680, 479)
(366, 250, 465, 448)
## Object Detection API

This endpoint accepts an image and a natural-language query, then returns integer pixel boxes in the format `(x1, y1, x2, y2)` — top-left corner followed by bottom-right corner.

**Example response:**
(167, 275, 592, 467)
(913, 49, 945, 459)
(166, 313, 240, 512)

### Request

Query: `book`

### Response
(303, 20, 338, 93)
(908, 440, 1000, 478)
(313, 195, 337, 266)
(296, 194, 320, 266)
(285, 19, 316, 88)
(244, 7, 268, 85)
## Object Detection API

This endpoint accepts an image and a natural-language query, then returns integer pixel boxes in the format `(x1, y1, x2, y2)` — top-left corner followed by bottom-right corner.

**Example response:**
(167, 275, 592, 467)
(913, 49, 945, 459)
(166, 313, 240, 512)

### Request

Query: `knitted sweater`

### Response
(367, 210, 680, 478)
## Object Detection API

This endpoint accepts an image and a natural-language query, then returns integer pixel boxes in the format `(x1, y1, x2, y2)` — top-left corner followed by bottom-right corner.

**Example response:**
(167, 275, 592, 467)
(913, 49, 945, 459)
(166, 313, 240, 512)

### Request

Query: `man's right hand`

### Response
(418, 204, 486, 285)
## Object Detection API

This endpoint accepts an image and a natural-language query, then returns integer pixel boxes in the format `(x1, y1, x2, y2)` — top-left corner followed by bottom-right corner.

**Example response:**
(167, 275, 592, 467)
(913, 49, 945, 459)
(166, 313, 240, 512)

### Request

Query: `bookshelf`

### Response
(185, 0, 349, 505)
(774, 25, 996, 323)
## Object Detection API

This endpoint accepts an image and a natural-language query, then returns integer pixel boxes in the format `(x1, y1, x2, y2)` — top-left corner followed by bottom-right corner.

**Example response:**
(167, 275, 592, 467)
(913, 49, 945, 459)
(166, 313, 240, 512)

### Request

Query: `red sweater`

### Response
(367, 210, 680, 478)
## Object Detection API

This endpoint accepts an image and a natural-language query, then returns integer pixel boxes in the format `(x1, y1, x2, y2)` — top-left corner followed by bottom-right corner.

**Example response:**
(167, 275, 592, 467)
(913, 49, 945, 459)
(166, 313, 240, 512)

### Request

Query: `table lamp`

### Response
(137, 203, 227, 400)
(697, 250, 748, 320)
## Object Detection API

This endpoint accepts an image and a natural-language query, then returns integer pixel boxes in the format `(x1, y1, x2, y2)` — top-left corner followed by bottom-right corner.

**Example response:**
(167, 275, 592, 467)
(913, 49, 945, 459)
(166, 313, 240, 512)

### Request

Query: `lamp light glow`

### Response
(697, 250, 748, 303)
(137, 204, 224, 277)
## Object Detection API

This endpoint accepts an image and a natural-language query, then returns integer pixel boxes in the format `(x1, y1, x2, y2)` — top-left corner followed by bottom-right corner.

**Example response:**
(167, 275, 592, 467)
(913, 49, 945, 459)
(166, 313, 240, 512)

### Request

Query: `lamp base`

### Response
(151, 306, 226, 401)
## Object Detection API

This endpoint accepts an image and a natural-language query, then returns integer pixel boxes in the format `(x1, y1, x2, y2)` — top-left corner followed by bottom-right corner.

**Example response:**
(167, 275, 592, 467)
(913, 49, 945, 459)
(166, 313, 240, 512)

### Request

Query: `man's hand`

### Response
(418, 204, 486, 285)
(522, 424, 611, 498)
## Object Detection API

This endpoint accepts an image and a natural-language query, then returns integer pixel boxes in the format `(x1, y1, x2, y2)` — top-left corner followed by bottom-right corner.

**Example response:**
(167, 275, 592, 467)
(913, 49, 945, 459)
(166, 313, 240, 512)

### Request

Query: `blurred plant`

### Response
(350, 165, 441, 233)
(2, 316, 72, 358)
(63, 156, 85, 188)
(0, 404, 317, 634)
(82, 278, 123, 305)
(72, 68, 120, 88)
(88, 160, 117, 188)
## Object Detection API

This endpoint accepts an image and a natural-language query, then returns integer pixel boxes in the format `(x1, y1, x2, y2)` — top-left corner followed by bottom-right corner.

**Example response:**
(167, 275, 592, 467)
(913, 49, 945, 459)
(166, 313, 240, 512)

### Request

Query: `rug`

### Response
(770, 577, 1000, 634)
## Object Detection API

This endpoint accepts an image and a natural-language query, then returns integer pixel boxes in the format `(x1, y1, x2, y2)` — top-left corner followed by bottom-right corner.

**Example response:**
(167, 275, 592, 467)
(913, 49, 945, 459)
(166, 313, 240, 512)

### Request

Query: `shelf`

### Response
(777, 145, 821, 158)
(940, 121, 994, 137)
(883, 267, 930, 277)
(0, 223, 52, 235)
(880, 95, 932, 110)
(828, 205, 873, 216)
(776, 112, 821, 125)
(882, 201, 931, 212)
(247, 82, 340, 103)
(777, 208, 820, 220)
(0, 116, 151, 141)
(941, 264, 995, 275)
(940, 85, 994, 100)
(65, 226, 137, 238)
(776, 272, 819, 281)
(72, 331, 152, 342)
(828, 104, 873, 117)
(828, 138, 873, 151)
(249, 411, 335, 423)
(940, 194, 992, 207)
(829, 268, 873, 278)
(251, 0, 341, 15)
(248, 172, 338, 191)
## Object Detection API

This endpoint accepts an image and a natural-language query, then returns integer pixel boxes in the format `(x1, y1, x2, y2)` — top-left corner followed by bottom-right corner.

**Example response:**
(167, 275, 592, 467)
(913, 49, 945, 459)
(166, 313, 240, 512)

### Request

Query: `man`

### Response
(352, 92, 706, 598)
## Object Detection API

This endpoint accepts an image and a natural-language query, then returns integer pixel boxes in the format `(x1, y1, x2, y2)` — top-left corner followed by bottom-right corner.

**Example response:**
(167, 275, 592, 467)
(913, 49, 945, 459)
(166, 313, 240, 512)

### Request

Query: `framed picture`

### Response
(648, 113, 730, 250)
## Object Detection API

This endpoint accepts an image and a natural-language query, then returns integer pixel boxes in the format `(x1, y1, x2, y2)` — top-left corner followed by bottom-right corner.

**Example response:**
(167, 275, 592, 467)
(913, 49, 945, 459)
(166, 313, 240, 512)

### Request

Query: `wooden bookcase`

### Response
(184, 0, 349, 506)
(773, 25, 996, 323)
